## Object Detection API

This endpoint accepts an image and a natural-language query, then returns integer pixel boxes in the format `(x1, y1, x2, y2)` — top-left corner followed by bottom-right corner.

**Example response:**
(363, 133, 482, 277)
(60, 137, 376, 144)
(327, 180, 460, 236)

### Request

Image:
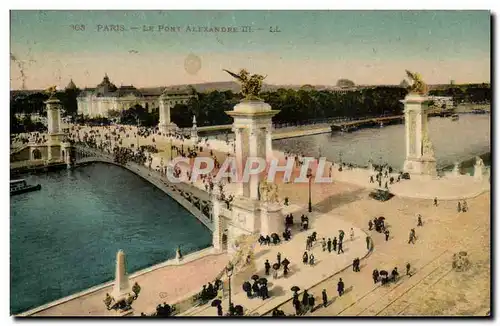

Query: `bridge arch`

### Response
(32, 148, 42, 160)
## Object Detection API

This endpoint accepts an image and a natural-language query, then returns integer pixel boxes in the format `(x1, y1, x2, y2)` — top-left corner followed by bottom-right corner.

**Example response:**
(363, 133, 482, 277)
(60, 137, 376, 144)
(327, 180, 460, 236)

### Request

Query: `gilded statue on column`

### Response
(405, 70, 428, 95)
(223, 69, 267, 100)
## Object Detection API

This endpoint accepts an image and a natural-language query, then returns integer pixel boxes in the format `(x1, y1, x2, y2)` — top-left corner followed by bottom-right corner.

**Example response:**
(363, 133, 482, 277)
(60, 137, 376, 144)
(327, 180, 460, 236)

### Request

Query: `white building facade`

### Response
(77, 75, 164, 118)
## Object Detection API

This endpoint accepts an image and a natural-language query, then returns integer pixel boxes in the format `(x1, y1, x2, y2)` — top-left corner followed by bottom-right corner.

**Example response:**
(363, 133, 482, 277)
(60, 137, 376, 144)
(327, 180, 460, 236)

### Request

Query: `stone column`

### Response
(474, 157, 484, 181)
(191, 115, 199, 143)
(266, 127, 273, 161)
(211, 199, 222, 252)
(401, 93, 436, 176)
(158, 96, 176, 134)
(248, 127, 260, 200)
(112, 250, 131, 300)
(232, 127, 244, 197)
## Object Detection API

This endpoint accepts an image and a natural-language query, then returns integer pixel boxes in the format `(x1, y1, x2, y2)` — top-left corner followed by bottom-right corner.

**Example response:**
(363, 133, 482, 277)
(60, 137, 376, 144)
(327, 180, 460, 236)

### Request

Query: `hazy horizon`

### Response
(10, 10, 491, 90)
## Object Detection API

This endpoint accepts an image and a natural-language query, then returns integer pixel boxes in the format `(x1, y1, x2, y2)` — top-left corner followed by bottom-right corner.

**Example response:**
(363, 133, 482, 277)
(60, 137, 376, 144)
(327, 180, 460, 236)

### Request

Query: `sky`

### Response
(9, 10, 491, 90)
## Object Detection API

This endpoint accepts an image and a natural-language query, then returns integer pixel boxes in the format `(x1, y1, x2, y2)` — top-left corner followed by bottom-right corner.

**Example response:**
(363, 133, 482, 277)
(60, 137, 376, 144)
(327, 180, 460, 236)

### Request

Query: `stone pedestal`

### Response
(474, 164, 484, 181)
(401, 93, 437, 177)
(260, 202, 283, 236)
(452, 162, 461, 177)
(191, 115, 199, 143)
(112, 250, 131, 301)
(158, 96, 178, 134)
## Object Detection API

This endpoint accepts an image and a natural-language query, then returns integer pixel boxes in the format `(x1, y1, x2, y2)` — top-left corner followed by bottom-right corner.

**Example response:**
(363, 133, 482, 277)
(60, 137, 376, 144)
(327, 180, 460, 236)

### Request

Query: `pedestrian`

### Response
(368, 219, 373, 231)
(372, 269, 379, 284)
(417, 214, 423, 227)
(293, 295, 301, 316)
(283, 265, 289, 277)
(322, 289, 328, 307)
(327, 238, 332, 253)
(350, 228, 355, 241)
(406, 262, 411, 276)
(284, 197, 289, 206)
(337, 241, 344, 254)
(302, 290, 310, 311)
(302, 251, 309, 264)
(355, 258, 360, 272)
(408, 229, 415, 244)
(366, 236, 371, 250)
(337, 278, 345, 296)
(332, 237, 338, 251)
(322, 238, 326, 251)
(277, 252, 281, 266)
(217, 304, 223, 316)
(462, 200, 468, 212)
(391, 267, 399, 282)
(265, 259, 271, 276)
(457, 201, 461, 212)
(339, 230, 345, 243)
(352, 258, 357, 272)
(384, 229, 390, 241)
(308, 294, 316, 312)
(309, 253, 315, 265)
(434, 197, 438, 206)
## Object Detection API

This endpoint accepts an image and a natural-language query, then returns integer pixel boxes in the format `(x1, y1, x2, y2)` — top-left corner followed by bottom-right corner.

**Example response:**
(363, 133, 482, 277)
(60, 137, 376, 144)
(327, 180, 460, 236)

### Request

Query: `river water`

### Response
(10, 163, 212, 315)
(273, 115, 491, 171)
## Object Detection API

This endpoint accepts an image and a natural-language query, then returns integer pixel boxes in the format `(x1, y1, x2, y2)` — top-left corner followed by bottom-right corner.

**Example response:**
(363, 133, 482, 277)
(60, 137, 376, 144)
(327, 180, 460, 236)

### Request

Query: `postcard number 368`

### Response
(70, 24, 86, 31)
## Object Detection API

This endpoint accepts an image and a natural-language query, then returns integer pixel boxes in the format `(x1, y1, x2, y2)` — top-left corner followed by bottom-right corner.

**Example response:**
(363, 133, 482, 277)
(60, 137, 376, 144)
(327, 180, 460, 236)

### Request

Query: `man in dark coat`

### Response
(308, 294, 316, 312)
(264, 260, 271, 276)
(277, 252, 281, 266)
(372, 269, 379, 284)
(302, 251, 309, 264)
(332, 237, 338, 252)
(322, 289, 328, 307)
(337, 241, 344, 254)
(368, 219, 373, 230)
(337, 278, 345, 296)
(385, 229, 390, 241)
(327, 238, 332, 253)
(302, 290, 310, 310)
(366, 236, 371, 250)
(354, 258, 360, 272)
(293, 295, 301, 315)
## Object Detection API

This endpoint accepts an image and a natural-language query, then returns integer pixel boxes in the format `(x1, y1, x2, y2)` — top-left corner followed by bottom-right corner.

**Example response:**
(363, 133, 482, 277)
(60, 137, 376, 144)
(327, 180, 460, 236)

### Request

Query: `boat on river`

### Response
(10, 179, 41, 196)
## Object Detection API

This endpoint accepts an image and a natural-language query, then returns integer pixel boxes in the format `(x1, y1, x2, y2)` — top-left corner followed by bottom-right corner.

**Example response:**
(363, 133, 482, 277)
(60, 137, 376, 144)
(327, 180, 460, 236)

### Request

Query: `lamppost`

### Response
(225, 262, 234, 316)
(170, 138, 173, 161)
(135, 116, 140, 150)
(307, 168, 313, 213)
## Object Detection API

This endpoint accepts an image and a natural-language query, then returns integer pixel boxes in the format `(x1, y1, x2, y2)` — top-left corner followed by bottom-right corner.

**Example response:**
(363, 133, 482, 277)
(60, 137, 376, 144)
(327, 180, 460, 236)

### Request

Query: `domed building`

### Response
(77, 74, 173, 118)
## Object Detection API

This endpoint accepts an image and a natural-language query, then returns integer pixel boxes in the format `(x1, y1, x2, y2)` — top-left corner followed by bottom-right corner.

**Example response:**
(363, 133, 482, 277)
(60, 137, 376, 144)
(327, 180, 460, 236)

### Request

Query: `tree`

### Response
(336, 79, 355, 88)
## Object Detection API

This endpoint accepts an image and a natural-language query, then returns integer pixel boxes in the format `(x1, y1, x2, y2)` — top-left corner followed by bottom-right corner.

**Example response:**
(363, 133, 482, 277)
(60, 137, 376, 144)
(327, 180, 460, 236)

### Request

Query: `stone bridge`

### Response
(73, 145, 215, 232)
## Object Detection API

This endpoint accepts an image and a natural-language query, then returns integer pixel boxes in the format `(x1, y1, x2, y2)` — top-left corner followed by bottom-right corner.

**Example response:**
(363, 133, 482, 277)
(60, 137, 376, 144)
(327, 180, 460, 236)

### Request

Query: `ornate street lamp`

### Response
(226, 262, 234, 315)
(307, 168, 313, 213)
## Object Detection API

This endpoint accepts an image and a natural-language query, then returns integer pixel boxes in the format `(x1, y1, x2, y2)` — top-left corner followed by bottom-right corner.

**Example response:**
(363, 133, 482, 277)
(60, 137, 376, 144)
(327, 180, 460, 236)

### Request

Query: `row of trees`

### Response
(10, 84, 491, 130)
(429, 83, 491, 104)
(169, 87, 408, 128)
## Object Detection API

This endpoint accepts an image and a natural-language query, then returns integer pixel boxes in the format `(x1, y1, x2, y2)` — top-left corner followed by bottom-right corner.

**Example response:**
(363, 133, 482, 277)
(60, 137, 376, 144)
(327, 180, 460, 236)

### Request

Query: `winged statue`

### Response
(223, 69, 267, 100)
(405, 70, 428, 95)
(45, 85, 58, 97)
